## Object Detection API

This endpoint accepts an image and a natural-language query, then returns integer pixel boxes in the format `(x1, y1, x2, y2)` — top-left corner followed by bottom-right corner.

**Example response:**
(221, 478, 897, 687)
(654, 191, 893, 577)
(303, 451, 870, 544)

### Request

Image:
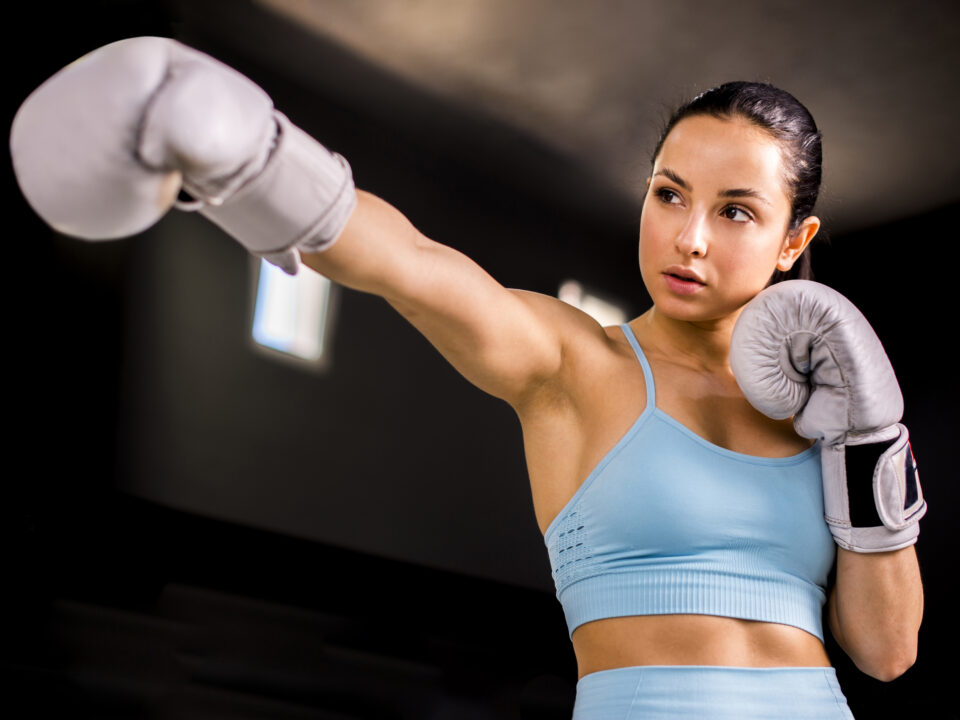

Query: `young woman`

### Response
(12, 38, 925, 719)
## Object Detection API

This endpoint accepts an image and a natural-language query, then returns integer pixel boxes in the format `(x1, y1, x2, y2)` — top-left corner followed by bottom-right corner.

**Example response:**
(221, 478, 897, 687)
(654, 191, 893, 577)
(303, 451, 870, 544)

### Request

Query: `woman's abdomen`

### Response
(571, 614, 832, 680)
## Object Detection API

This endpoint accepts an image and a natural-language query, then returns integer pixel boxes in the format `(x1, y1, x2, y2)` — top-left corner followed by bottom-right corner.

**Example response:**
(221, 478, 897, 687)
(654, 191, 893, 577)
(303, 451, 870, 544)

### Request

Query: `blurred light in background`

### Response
(252, 259, 334, 368)
(558, 279, 627, 327)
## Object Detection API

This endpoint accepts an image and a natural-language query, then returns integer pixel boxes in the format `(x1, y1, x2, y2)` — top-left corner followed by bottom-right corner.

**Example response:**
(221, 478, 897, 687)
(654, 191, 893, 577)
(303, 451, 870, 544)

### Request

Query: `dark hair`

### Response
(651, 81, 825, 282)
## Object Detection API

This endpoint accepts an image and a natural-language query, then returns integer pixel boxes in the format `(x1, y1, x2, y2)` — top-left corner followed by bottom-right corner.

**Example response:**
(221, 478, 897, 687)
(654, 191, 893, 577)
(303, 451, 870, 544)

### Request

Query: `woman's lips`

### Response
(663, 266, 706, 295)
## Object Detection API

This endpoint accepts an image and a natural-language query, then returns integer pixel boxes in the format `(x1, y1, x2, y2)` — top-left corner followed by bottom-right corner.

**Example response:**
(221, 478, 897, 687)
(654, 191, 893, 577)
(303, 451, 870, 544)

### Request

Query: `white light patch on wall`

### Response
(252, 259, 333, 365)
(558, 280, 627, 327)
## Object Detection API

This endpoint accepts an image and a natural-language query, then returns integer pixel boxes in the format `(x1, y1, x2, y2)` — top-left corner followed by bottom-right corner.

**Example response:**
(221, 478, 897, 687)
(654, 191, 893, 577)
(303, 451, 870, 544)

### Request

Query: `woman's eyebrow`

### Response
(654, 168, 772, 207)
(719, 187, 772, 206)
(655, 168, 690, 189)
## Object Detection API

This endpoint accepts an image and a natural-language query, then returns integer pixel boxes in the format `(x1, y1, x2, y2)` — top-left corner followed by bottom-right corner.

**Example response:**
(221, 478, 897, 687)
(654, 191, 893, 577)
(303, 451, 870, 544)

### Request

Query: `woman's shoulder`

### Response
(508, 288, 636, 365)
(509, 288, 643, 412)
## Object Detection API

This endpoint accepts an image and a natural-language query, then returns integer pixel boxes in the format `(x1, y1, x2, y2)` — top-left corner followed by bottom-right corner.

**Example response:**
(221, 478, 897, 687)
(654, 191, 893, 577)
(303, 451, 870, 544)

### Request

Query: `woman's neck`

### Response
(631, 306, 740, 372)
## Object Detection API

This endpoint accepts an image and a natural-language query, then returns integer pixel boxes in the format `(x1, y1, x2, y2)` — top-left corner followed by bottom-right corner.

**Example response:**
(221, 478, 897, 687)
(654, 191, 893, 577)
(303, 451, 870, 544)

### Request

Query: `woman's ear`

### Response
(777, 216, 820, 271)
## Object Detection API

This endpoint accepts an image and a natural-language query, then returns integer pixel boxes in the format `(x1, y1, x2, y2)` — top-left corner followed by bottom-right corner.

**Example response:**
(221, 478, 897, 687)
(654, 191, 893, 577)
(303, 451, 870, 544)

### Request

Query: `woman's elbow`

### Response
(858, 642, 918, 682)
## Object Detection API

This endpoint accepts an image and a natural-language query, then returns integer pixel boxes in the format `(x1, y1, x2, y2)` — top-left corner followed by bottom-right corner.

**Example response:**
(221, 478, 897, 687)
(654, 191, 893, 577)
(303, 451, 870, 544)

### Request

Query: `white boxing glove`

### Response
(10, 36, 357, 274)
(730, 280, 926, 553)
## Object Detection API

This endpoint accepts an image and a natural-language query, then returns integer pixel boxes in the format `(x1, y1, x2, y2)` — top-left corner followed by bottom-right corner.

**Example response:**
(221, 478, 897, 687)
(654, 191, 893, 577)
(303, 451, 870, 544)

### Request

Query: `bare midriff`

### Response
(571, 614, 832, 680)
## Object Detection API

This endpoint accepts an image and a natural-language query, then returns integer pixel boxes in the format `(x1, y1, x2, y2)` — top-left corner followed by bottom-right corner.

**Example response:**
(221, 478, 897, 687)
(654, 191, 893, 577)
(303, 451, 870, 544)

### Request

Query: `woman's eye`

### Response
(722, 205, 752, 223)
(655, 188, 680, 204)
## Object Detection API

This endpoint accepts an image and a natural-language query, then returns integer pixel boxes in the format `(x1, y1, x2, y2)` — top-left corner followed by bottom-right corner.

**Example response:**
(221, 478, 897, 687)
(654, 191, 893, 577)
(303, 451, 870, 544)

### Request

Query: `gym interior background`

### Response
(7, 1, 958, 718)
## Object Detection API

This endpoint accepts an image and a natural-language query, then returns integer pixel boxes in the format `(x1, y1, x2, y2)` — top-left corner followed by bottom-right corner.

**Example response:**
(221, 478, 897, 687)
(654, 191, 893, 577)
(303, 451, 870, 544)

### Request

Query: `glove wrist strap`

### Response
(194, 112, 358, 274)
(822, 424, 927, 553)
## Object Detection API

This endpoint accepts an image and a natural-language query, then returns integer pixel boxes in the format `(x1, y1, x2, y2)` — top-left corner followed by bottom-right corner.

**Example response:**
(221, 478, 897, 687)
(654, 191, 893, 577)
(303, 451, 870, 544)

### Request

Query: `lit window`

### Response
(558, 279, 627, 327)
(251, 259, 335, 369)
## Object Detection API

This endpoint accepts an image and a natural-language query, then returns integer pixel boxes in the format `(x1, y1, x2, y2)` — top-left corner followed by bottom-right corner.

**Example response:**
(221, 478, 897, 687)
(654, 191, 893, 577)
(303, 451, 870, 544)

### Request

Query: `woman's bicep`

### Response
(301, 190, 570, 405)
(383, 247, 568, 405)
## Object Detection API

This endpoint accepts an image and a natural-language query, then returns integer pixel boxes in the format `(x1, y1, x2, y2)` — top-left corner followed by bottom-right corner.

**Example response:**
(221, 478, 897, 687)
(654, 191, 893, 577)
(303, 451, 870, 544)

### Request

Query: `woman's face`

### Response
(638, 113, 814, 323)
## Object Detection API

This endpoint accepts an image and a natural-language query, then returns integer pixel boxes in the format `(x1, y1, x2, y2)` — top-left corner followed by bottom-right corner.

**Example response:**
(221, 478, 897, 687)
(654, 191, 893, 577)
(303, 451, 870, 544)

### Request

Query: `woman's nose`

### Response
(674, 214, 708, 257)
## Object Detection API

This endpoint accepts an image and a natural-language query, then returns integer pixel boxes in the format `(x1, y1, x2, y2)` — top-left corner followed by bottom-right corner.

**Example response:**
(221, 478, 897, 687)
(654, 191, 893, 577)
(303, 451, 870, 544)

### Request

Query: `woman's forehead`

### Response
(655, 114, 787, 195)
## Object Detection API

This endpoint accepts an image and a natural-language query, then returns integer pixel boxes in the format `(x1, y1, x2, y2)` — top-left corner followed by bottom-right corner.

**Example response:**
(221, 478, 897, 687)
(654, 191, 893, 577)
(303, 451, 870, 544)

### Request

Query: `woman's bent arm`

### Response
(300, 190, 575, 407)
(827, 545, 924, 681)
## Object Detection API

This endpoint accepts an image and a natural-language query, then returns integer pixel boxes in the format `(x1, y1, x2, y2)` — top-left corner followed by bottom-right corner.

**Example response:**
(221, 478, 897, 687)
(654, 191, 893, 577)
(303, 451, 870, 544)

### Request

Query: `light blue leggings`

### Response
(572, 665, 855, 719)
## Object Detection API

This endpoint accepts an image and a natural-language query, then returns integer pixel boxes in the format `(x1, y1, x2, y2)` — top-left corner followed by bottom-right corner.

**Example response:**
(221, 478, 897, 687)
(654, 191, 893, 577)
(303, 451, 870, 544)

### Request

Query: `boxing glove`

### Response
(730, 280, 926, 553)
(10, 36, 357, 274)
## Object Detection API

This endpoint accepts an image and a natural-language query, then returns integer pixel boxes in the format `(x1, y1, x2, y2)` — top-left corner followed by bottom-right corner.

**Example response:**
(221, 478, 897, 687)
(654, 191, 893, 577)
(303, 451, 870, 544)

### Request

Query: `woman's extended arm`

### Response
(827, 545, 923, 681)
(8, 36, 590, 414)
(301, 189, 576, 408)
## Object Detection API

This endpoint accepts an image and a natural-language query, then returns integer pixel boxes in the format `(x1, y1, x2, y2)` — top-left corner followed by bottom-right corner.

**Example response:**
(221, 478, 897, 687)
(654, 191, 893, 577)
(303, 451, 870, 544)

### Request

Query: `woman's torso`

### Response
(519, 319, 831, 680)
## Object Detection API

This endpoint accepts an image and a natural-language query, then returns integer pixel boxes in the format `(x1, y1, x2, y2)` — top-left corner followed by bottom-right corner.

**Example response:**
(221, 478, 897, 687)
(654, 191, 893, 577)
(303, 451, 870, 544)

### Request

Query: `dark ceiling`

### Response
(223, 0, 958, 235)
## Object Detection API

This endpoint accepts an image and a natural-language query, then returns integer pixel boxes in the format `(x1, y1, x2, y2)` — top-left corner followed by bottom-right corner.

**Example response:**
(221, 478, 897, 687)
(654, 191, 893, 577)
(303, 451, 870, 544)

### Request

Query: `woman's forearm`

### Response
(827, 544, 923, 681)
(300, 189, 426, 296)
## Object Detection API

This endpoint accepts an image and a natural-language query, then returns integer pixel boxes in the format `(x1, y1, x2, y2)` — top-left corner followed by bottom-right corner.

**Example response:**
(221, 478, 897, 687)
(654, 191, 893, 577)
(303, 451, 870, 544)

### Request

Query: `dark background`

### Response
(6, 1, 958, 718)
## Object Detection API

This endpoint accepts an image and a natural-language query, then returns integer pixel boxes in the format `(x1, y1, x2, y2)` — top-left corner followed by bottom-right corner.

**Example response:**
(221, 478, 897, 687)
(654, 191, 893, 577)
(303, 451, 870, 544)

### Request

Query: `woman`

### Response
(12, 39, 925, 719)
(313, 81, 924, 719)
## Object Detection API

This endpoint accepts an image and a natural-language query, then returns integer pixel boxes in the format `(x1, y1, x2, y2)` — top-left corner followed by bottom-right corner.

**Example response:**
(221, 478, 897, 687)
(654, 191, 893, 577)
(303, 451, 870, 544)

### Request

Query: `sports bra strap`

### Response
(620, 323, 656, 407)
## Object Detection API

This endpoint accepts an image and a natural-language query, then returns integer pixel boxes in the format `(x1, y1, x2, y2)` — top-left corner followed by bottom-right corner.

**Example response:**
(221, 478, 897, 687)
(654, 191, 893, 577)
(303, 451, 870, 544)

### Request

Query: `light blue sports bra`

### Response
(543, 324, 836, 641)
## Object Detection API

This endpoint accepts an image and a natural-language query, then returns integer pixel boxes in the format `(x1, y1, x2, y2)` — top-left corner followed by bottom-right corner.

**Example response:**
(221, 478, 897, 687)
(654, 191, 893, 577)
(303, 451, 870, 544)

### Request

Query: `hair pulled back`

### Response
(651, 81, 824, 282)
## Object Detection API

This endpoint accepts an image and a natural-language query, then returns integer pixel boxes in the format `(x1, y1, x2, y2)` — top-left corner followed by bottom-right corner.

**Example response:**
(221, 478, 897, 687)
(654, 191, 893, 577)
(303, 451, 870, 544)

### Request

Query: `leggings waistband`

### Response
(573, 665, 854, 720)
